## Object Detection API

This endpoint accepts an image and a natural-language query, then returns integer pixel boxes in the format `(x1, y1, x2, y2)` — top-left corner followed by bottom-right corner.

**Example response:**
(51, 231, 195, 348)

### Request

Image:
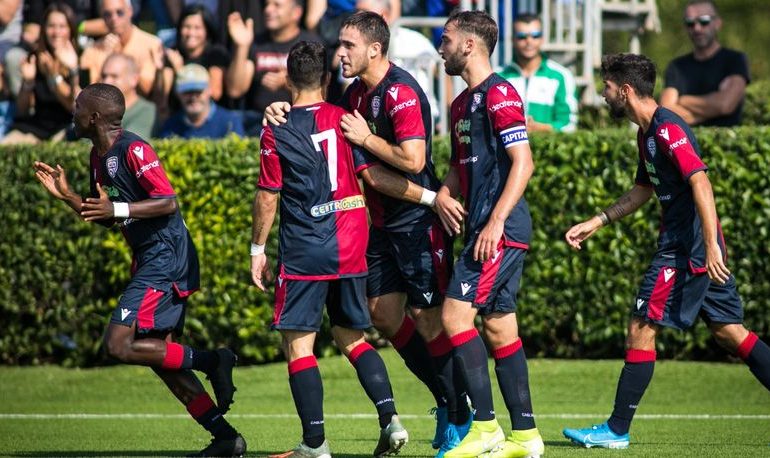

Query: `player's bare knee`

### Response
(709, 323, 748, 352)
(103, 335, 131, 362)
(370, 309, 401, 337)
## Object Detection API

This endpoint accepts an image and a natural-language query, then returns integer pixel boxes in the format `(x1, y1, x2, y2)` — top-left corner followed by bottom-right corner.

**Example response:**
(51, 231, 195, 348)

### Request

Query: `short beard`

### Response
(443, 53, 465, 76)
(608, 94, 627, 119)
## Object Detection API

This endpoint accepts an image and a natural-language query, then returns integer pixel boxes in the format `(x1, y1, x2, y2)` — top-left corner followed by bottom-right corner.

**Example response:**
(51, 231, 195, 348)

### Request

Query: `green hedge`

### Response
(2, 128, 769, 366)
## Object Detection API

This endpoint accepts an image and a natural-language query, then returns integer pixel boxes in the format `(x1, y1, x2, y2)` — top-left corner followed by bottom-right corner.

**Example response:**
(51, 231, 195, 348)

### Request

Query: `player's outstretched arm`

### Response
(566, 184, 654, 250)
(33, 161, 83, 214)
(341, 110, 425, 174)
(250, 189, 278, 291)
(262, 101, 292, 127)
(689, 171, 730, 285)
(79, 182, 177, 223)
(359, 165, 436, 206)
(435, 167, 465, 236)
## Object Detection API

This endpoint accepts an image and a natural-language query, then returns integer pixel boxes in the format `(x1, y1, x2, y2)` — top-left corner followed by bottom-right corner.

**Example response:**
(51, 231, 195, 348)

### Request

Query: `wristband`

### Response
(362, 133, 373, 147)
(113, 202, 130, 218)
(250, 243, 265, 256)
(420, 189, 437, 207)
(78, 21, 86, 35)
(598, 211, 611, 226)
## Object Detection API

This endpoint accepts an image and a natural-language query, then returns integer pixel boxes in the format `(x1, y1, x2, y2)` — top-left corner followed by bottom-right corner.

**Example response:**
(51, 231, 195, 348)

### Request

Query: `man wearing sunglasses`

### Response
(660, 0, 749, 127)
(498, 13, 578, 133)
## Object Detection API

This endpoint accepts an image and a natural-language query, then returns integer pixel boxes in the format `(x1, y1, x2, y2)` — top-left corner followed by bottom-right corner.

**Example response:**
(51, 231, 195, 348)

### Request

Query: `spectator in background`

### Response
(163, 4, 229, 102)
(2, 2, 79, 144)
(101, 53, 156, 139)
(225, 0, 319, 135)
(79, 0, 163, 96)
(215, 0, 265, 53)
(498, 13, 578, 133)
(158, 63, 244, 139)
(0, 0, 22, 138)
(660, 0, 749, 127)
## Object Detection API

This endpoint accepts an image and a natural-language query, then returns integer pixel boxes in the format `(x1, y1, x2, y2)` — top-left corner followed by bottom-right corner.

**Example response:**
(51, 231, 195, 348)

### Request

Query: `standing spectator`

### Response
(225, 0, 320, 135)
(215, 0, 265, 53)
(100, 53, 156, 139)
(660, 0, 749, 127)
(2, 2, 80, 145)
(159, 63, 244, 139)
(0, 0, 22, 137)
(562, 52, 769, 449)
(163, 4, 229, 103)
(79, 0, 163, 96)
(498, 13, 578, 133)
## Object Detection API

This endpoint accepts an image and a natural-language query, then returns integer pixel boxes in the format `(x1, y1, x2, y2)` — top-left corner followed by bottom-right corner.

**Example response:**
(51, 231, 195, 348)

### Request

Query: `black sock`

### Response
(493, 339, 535, 430)
(191, 348, 219, 373)
(390, 316, 446, 407)
(288, 356, 325, 447)
(428, 332, 470, 425)
(450, 329, 495, 422)
(737, 332, 770, 391)
(608, 349, 656, 435)
(349, 342, 396, 428)
(186, 392, 238, 440)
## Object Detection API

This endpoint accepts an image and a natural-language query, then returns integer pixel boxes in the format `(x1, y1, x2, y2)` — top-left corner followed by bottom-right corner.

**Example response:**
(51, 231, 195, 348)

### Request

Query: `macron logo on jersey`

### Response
(496, 85, 509, 96)
(659, 127, 670, 141)
(132, 145, 144, 160)
(388, 86, 400, 101)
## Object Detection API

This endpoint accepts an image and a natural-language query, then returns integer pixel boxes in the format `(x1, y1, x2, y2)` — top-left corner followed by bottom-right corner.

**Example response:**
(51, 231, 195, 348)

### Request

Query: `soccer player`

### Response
(265, 11, 470, 452)
(33, 83, 245, 457)
(433, 10, 544, 458)
(562, 53, 770, 449)
(251, 40, 441, 458)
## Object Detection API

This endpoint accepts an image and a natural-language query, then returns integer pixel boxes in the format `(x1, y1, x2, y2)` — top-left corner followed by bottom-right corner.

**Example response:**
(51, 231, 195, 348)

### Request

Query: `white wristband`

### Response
(113, 202, 130, 218)
(420, 189, 437, 207)
(250, 243, 265, 256)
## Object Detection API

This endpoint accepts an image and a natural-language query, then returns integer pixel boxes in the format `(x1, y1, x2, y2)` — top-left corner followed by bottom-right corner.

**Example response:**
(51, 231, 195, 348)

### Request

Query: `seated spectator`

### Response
(163, 4, 229, 102)
(660, 0, 749, 127)
(158, 63, 244, 139)
(2, 2, 80, 144)
(498, 13, 578, 133)
(79, 0, 163, 96)
(225, 0, 320, 135)
(100, 53, 156, 138)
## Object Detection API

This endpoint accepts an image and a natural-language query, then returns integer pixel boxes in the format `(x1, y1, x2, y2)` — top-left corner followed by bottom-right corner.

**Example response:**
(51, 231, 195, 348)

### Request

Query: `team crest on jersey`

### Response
(496, 85, 508, 96)
(471, 93, 483, 112)
(106, 156, 118, 178)
(371, 96, 381, 117)
(647, 137, 656, 157)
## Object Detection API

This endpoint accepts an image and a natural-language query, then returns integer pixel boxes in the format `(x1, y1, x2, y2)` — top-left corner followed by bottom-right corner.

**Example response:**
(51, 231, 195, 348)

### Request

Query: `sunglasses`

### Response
(102, 9, 126, 19)
(684, 15, 714, 27)
(515, 30, 543, 40)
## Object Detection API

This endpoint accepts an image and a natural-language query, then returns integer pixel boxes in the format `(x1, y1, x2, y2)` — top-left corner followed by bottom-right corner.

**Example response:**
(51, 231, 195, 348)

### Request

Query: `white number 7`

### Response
(311, 129, 338, 191)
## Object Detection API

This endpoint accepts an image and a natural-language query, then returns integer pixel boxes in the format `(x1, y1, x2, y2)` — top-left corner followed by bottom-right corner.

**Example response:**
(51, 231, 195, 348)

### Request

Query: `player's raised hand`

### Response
(435, 190, 465, 236)
(81, 183, 115, 222)
(565, 217, 603, 250)
(251, 253, 273, 291)
(705, 242, 730, 285)
(34, 162, 72, 201)
(340, 110, 372, 147)
(263, 101, 291, 126)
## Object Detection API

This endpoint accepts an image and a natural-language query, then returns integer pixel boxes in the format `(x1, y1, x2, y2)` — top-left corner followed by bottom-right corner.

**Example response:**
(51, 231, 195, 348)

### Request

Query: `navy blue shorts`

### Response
(445, 236, 527, 316)
(111, 282, 187, 335)
(633, 252, 744, 330)
(366, 223, 453, 308)
(271, 274, 371, 332)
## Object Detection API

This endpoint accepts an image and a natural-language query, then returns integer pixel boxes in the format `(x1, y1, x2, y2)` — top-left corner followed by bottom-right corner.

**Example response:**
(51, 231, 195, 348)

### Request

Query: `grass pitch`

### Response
(0, 349, 768, 457)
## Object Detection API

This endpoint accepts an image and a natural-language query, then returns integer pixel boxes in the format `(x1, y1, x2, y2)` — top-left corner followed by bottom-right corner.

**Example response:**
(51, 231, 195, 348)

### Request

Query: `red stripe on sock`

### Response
(348, 342, 375, 363)
(186, 392, 215, 418)
(625, 349, 657, 363)
(163, 342, 184, 369)
(449, 329, 479, 348)
(427, 333, 453, 357)
(288, 355, 318, 375)
(390, 316, 416, 350)
(492, 339, 523, 360)
(737, 332, 759, 361)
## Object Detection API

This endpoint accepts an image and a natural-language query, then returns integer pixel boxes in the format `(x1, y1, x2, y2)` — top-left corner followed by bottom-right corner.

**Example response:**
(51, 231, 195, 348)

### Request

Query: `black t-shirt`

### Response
(246, 30, 321, 113)
(181, 43, 230, 69)
(664, 47, 750, 127)
(12, 68, 73, 139)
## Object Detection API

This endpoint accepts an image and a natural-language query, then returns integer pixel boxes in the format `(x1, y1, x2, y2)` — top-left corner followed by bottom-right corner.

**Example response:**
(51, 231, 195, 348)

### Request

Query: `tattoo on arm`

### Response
(605, 192, 634, 222)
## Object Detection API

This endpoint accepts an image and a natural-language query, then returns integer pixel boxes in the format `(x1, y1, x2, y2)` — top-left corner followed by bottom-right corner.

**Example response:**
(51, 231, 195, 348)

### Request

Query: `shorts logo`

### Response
(663, 268, 675, 283)
(423, 291, 433, 303)
(490, 250, 501, 264)
(107, 156, 118, 178)
(636, 299, 644, 310)
(496, 85, 508, 96)
(647, 137, 656, 157)
(460, 282, 471, 296)
(132, 145, 144, 160)
(277, 277, 284, 287)
(120, 308, 131, 320)
(388, 86, 399, 101)
(434, 249, 444, 262)
(471, 93, 482, 113)
(371, 96, 381, 118)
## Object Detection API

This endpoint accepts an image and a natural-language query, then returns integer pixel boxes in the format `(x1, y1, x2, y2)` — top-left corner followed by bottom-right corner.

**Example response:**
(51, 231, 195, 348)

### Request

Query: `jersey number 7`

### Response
(311, 129, 339, 192)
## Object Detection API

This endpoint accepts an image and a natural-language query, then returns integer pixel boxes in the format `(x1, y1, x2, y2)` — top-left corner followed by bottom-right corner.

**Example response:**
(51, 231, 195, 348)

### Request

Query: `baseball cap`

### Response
(176, 63, 209, 93)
